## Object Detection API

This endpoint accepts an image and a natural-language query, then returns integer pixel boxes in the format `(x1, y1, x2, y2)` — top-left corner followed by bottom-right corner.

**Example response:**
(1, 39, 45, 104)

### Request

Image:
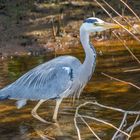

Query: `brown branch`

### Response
(80, 116, 101, 140)
(124, 68, 140, 72)
(101, 72, 140, 90)
(120, 0, 140, 21)
(101, 0, 138, 33)
(74, 102, 140, 139)
(113, 31, 140, 64)
(94, 0, 140, 43)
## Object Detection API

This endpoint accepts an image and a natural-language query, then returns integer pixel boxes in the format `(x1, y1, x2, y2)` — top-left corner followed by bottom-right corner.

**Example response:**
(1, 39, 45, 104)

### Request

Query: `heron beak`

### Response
(102, 22, 121, 29)
(97, 22, 121, 29)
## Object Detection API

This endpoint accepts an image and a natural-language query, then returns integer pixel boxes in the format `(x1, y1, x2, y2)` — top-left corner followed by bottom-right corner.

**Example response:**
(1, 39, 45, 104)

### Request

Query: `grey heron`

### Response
(0, 17, 120, 123)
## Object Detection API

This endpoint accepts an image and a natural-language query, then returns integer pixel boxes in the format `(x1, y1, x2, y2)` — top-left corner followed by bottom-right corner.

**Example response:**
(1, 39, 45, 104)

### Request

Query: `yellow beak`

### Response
(100, 22, 121, 29)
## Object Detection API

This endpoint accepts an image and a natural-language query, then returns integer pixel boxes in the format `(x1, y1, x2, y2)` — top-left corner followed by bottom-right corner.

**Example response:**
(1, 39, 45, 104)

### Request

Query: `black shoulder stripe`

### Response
(69, 69, 73, 81)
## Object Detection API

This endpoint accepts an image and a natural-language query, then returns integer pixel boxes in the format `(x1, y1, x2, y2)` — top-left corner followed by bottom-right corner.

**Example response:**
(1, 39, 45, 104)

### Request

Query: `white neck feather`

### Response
(79, 25, 97, 83)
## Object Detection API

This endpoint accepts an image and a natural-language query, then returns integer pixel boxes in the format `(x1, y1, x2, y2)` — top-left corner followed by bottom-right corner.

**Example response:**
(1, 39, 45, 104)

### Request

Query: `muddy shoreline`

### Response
(0, 0, 140, 58)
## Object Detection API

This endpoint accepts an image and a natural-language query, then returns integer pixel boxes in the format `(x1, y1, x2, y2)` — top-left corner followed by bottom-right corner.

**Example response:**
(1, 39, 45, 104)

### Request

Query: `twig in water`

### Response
(35, 129, 55, 140)
(124, 68, 140, 72)
(79, 116, 101, 140)
(81, 114, 130, 137)
(101, 72, 140, 90)
(74, 110, 82, 140)
(112, 112, 128, 140)
(74, 102, 140, 139)
(127, 115, 140, 139)
(115, 115, 140, 139)
(113, 31, 140, 64)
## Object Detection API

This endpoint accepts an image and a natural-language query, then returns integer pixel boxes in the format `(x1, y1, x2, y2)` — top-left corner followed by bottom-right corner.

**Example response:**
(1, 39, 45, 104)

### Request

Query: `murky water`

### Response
(0, 40, 140, 140)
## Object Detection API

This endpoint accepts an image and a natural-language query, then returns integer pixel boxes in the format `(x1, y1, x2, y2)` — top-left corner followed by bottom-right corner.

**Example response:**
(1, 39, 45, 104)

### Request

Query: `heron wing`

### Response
(0, 56, 81, 100)
(5, 65, 74, 100)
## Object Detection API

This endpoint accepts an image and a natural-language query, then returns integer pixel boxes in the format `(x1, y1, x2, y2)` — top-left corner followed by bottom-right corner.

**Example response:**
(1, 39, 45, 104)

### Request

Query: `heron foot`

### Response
(31, 110, 53, 124)
(52, 118, 58, 124)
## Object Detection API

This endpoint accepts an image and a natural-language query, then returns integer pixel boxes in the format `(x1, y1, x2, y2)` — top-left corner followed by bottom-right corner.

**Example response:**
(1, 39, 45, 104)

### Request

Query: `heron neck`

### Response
(79, 28, 96, 82)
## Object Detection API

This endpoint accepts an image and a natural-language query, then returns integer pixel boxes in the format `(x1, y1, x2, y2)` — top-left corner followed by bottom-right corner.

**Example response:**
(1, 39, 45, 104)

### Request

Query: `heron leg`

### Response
(52, 99, 62, 122)
(31, 99, 52, 124)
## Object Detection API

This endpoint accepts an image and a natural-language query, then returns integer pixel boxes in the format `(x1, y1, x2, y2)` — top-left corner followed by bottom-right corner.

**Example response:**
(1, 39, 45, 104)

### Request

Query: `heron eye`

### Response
(94, 22, 98, 26)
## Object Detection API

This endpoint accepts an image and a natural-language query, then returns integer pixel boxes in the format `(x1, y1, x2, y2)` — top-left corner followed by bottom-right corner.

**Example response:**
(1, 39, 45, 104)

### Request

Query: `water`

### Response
(0, 40, 140, 140)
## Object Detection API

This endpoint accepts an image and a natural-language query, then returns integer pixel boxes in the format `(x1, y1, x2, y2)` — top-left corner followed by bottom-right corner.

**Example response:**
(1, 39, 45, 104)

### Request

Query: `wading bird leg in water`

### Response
(31, 99, 51, 123)
(53, 99, 62, 122)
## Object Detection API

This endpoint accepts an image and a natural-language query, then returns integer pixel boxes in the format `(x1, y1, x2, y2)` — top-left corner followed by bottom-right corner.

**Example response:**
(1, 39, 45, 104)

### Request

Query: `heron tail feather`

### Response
(0, 88, 10, 101)
(0, 94, 9, 100)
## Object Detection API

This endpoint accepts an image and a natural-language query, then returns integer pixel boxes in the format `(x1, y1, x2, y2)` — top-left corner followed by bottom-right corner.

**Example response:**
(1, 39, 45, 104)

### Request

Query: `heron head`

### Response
(81, 17, 121, 33)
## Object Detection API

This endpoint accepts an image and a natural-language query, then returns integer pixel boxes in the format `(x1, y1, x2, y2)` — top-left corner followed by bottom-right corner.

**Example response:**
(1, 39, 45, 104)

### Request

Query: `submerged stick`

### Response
(81, 114, 130, 137)
(74, 108, 82, 140)
(101, 72, 140, 90)
(112, 112, 128, 139)
(115, 115, 140, 139)
(127, 115, 140, 139)
(74, 102, 140, 139)
(35, 129, 55, 140)
(124, 68, 140, 72)
(113, 31, 140, 64)
(80, 116, 101, 140)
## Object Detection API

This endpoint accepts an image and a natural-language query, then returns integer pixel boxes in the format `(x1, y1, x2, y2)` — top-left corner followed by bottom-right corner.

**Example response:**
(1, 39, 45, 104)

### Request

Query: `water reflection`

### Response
(0, 40, 140, 139)
(33, 122, 76, 140)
